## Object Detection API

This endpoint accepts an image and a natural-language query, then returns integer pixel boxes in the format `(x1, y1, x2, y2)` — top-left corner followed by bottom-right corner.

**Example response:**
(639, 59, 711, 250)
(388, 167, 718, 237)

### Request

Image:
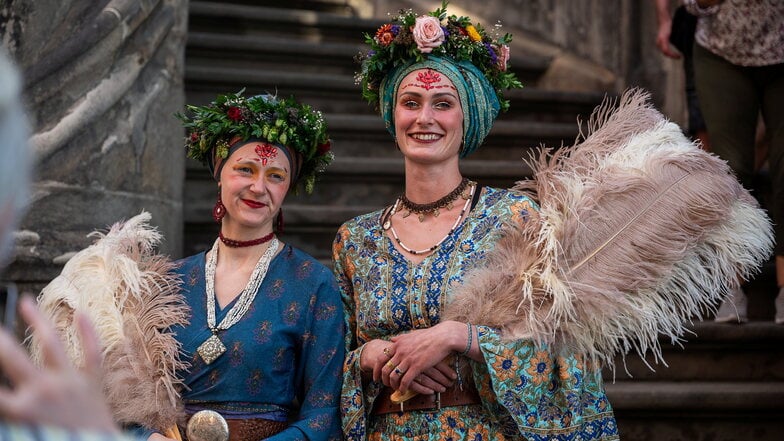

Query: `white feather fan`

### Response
(444, 90, 774, 371)
(31, 211, 189, 432)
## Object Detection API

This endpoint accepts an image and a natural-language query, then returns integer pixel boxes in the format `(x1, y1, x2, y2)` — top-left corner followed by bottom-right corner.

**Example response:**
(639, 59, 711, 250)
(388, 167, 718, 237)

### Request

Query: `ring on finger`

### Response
(393, 367, 405, 375)
(386, 360, 396, 369)
(383, 347, 392, 357)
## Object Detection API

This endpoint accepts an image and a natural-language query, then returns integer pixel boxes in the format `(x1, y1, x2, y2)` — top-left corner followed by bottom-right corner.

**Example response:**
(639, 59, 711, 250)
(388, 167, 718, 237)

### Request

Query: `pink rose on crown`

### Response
(496, 44, 510, 71)
(412, 16, 445, 54)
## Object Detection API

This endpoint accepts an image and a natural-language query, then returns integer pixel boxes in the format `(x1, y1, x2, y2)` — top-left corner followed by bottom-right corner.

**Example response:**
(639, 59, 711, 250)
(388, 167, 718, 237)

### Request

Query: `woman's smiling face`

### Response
(218, 141, 291, 232)
(394, 68, 464, 164)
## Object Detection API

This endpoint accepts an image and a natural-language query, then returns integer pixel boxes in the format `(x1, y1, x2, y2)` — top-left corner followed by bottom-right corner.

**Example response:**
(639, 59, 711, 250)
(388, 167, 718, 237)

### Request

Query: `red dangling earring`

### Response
(276, 208, 284, 233)
(212, 191, 226, 223)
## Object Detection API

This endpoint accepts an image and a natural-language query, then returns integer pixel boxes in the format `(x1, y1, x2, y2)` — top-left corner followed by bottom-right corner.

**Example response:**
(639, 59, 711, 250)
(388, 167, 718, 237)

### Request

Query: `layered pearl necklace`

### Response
(383, 180, 476, 256)
(196, 236, 279, 364)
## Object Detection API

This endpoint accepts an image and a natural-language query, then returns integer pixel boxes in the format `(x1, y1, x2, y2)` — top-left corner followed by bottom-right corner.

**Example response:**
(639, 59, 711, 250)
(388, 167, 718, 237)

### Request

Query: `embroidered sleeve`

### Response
(332, 224, 376, 440)
(473, 325, 619, 440)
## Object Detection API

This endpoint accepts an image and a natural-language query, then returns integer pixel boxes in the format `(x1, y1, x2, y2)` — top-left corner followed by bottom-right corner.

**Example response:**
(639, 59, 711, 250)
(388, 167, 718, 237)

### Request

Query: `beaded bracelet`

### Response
(460, 322, 473, 356)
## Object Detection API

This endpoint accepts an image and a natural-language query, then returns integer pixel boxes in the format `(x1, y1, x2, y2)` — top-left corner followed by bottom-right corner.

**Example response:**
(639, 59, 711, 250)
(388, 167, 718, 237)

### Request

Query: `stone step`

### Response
(608, 381, 784, 440)
(604, 321, 784, 382)
(504, 87, 608, 123)
(184, 64, 362, 115)
(189, 1, 378, 42)
(607, 380, 784, 411)
(187, 2, 551, 81)
(186, 31, 365, 76)
(212, 0, 360, 16)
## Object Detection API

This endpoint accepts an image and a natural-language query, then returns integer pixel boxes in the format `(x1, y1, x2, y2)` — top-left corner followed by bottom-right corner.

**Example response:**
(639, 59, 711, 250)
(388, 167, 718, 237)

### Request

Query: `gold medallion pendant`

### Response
(197, 333, 226, 364)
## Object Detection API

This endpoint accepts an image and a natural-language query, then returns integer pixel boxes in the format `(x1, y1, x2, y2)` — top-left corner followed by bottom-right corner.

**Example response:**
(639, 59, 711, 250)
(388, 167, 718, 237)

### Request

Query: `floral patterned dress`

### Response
(333, 186, 619, 440)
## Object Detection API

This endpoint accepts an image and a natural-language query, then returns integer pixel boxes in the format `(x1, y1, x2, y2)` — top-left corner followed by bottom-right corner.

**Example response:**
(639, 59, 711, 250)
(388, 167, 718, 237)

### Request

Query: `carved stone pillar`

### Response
(1, 0, 188, 291)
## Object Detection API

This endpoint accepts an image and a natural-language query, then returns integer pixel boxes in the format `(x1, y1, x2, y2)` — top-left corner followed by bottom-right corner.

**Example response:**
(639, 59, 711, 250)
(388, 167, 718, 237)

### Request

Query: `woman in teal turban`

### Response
(334, 3, 619, 440)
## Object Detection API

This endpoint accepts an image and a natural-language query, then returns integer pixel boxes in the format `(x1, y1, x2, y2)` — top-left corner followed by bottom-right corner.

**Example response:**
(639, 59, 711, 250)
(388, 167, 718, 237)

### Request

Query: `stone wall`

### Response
(1, 0, 188, 291)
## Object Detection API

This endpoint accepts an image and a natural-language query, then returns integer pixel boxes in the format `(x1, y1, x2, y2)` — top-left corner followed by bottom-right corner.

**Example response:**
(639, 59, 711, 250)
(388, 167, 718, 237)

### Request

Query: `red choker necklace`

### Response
(219, 231, 276, 248)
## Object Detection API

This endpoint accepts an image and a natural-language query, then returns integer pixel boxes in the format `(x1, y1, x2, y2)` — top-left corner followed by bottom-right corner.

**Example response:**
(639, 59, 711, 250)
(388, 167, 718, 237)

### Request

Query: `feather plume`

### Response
(444, 89, 774, 371)
(31, 212, 190, 431)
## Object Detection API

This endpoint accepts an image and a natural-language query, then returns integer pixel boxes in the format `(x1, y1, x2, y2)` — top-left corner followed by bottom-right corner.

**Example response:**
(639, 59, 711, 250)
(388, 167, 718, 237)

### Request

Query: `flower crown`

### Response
(178, 90, 333, 193)
(356, 1, 523, 111)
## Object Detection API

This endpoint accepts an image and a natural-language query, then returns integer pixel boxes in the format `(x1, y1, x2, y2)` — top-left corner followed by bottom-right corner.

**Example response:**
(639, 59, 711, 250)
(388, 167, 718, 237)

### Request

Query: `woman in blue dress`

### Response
(157, 92, 343, 441)
(333, 5, 619, 440)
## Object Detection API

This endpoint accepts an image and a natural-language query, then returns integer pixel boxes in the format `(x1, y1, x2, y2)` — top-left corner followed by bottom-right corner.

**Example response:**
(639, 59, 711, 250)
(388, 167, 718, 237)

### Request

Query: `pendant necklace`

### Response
(384, 180, 476, 255)
(399, 177, 470, 222)
(197, 236, 279, 364)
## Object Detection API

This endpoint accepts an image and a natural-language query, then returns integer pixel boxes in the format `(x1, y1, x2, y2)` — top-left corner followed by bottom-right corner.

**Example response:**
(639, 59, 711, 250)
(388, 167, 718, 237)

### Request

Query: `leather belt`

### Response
(225, 418, 287, 441)
(372, 383, 481, 415)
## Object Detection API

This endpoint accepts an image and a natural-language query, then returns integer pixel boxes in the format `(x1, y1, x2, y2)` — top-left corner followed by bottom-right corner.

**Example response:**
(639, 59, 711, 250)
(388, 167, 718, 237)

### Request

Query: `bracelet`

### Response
(460, 322, 473, 356)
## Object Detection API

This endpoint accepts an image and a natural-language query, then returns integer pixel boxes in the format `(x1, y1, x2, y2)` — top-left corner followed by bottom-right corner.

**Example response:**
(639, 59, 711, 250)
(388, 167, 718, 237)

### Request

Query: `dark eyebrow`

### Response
(398, 91, 458, 99)
(266, 165, 290, 174)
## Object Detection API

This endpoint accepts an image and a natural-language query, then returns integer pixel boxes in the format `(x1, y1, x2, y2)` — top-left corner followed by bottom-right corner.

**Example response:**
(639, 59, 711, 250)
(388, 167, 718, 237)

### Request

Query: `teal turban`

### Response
(379, 55, 500, 158)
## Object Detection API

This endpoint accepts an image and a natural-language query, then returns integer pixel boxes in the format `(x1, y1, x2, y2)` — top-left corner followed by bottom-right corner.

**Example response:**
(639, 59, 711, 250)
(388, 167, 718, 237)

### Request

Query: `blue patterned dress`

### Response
(333, 187, 619, 440)
(174, 244, 344, 441)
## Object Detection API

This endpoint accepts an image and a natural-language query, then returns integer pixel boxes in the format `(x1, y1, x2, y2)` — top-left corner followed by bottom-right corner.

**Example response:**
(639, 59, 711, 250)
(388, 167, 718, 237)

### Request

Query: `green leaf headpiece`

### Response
(178, 91, 333, 194)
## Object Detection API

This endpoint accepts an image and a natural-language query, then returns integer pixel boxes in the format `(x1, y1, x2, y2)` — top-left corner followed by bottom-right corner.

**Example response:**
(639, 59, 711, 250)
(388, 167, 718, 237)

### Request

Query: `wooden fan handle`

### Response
(164, 424, 183, 441)
(390, 389, 419, 403)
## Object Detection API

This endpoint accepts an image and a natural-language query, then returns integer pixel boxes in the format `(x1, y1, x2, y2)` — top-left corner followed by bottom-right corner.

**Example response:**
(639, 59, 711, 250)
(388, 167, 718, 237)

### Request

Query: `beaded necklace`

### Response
(399, 177, 470, 222)
(384, 181, 476, 256)
(197, 237, 279, 364)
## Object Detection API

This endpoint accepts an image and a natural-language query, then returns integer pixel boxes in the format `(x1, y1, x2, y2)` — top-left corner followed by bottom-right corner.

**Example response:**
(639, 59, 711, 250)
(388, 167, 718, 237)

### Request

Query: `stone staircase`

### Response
(608, 317, 784, 440)
(183, 1, 602, 258)
(183, 2, 784, 439)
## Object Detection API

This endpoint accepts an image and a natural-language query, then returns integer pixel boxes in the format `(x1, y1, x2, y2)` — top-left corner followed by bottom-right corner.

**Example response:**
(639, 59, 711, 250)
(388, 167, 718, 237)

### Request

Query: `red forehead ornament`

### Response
(255, 143, 278, 166)
(416, 69, 441, 91)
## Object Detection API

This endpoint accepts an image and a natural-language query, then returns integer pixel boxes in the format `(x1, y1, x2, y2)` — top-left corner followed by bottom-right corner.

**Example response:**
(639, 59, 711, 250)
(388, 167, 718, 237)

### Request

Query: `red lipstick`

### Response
(242, 199, 265, 208)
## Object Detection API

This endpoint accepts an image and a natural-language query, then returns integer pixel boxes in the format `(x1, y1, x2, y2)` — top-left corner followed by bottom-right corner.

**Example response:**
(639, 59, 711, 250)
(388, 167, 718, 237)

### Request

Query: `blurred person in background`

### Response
(654, 0, 711, 152)
(684, 0, 784, 324)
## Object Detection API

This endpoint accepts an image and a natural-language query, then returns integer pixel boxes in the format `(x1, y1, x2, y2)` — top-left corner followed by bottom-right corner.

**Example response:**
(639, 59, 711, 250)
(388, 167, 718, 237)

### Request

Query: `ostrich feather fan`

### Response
(444, 90, 774, 371)
(31, 211, 190, 432)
